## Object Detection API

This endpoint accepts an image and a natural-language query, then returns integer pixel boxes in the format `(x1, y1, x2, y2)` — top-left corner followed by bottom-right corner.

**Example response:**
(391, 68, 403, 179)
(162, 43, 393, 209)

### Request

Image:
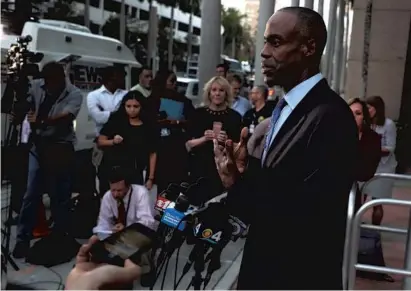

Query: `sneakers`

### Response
(12, 241, 29, 259)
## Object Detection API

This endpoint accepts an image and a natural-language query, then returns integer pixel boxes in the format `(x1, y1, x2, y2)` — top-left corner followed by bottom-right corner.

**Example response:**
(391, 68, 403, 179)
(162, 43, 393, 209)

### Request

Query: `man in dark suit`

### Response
(214, 7, 358, 290)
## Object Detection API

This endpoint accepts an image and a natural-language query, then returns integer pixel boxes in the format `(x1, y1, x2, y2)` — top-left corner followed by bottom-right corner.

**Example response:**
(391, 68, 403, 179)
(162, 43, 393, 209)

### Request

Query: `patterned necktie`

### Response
(262, 98, 288, 164)
(117, 199, 126, 225)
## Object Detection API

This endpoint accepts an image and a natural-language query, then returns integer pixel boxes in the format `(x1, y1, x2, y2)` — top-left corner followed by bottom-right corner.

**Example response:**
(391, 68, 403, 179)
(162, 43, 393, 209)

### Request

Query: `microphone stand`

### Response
(187, 241, 206, 290)
(202, 238, 230, 289)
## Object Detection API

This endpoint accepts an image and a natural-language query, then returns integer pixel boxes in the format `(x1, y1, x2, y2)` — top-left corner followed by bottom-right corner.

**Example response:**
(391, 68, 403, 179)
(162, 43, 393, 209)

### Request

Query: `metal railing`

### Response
(345, 173, 411, 290)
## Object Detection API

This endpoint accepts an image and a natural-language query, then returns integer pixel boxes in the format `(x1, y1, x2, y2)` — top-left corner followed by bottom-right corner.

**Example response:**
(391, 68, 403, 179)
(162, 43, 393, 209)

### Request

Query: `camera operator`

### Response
(12, 61, 83, 259)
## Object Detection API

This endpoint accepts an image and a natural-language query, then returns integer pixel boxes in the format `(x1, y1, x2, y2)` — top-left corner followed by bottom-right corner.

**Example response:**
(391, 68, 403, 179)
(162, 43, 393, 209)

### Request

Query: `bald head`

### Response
(250, 85, 268, 105)
(261, 7, 327, 89)
(278, 6, 327, 62)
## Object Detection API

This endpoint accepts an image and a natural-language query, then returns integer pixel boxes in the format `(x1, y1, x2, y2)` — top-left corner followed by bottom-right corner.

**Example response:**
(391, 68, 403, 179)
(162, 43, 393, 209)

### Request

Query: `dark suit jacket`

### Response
(231, 79, 358, 290)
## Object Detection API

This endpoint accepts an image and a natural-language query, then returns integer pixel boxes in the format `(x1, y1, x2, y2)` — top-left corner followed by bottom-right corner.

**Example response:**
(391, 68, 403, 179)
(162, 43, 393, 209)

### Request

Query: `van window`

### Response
(227, 60, 242, 71)
(192, 83, 199, 96)
(177, 82, 188, 95)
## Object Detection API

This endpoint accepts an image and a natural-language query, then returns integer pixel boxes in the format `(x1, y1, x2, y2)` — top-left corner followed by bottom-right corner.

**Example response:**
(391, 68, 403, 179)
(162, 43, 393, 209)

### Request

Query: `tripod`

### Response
(2, 180, 21, 272)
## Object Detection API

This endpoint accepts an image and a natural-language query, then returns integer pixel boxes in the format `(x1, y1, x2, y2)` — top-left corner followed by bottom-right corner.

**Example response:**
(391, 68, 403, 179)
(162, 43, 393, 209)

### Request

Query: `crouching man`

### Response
(93, 167, 156, 236)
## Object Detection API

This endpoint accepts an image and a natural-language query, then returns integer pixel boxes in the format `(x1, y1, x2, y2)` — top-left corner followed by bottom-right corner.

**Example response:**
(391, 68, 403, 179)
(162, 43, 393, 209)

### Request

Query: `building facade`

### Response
(244, 0, 259, 37)
(73, 0, 223, 47)
(346, 0, 411, 171)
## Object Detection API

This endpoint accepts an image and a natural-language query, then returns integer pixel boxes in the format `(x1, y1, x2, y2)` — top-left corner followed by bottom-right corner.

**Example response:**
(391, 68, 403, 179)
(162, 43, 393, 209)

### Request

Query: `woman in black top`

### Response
(186, 76, 242, 202)
(149, 69, 195, 194)
(98, 91, 158, 190)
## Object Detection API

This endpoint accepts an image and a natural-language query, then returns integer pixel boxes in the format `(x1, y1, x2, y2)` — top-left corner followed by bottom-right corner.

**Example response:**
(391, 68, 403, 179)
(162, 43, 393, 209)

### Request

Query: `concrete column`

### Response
(318, 0, 324, 16)
(198, 0, 221, 92)
(305, 0, 314, 9)
(340, 1, 350, 95)
(332, 0, 345, 93)
(324, 0, 338, 80)
(254, 0, 276, 86)
(291, 0, 299, 6)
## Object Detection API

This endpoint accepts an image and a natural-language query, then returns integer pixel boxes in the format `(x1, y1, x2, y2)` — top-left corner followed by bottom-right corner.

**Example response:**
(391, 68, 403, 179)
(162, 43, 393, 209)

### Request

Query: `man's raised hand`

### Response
(214, 127, 249, 189)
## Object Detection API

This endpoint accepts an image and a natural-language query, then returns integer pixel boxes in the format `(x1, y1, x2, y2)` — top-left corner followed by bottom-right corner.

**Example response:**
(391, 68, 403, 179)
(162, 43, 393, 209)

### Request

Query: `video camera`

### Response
(5, 35, 43, 76)
(150, 180, 249, 290)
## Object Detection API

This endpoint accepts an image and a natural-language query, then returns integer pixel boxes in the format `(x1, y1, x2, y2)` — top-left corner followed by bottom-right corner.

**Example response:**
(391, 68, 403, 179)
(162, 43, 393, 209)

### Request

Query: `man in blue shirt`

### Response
(230, 74, 251, 116)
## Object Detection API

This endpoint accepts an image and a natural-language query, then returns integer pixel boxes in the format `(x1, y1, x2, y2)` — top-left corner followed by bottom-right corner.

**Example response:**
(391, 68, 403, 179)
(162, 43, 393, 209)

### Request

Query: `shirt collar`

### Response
(283, 73, 323, 110)
(123, 186, 132, 204)
(100, 85, 124, 95)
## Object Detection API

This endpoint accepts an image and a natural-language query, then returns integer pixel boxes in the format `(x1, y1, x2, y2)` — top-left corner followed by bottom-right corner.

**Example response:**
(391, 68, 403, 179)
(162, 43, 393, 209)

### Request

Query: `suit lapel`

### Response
(263, 79, 330, 168)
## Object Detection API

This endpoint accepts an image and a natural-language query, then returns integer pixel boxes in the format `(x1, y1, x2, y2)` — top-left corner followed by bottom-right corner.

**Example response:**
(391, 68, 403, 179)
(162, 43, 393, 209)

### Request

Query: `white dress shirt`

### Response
(94, 184, 157, 233)
(86, 85, 128, 135)
(269, 73, 324, 147)
(130, 84, 151, 98)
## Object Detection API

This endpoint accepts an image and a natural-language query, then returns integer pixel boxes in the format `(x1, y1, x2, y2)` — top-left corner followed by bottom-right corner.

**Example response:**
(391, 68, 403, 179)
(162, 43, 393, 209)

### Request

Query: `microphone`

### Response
(193, 202, 233, 245)
(154, 183, 184, 213)
(161, 194, 190, 231)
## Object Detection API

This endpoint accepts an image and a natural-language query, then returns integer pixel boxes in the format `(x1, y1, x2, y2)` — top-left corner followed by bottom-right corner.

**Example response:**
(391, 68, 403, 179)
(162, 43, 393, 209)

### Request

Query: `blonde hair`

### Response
(202, 76, 234, 107)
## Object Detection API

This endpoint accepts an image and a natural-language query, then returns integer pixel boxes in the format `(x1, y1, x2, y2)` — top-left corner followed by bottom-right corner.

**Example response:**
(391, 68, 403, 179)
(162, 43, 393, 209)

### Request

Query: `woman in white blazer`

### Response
(364, 96, 398, 225)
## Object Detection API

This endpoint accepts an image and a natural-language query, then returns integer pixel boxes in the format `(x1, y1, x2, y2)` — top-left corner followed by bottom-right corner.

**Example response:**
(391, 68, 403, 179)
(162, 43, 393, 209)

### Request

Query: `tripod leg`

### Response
(1, 246, 19, 271)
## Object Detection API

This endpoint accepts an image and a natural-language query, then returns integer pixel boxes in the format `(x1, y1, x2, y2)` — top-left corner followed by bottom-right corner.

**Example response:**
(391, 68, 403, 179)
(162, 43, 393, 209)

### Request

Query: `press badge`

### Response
(161, 128, 171, 137)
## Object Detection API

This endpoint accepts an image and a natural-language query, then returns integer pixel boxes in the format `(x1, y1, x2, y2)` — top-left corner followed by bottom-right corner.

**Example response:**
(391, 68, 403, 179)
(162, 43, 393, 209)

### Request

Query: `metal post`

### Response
(253, 0, 276, 86)
(348, 199, 411, 290)
(305, 0, 314, 9)
(332, 0, 345, 93)
(291, 0, 299, 6)
(403, 208, 411, 289)
(342, 183, 357, 290)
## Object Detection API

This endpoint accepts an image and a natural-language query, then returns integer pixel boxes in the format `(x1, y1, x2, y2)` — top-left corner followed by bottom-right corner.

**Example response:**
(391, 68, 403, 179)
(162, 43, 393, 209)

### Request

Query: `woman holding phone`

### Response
(186, 76, 242, 200)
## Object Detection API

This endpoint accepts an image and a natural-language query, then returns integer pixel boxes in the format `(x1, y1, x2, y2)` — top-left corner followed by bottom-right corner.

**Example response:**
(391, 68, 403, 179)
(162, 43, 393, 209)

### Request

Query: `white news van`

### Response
(1, 20, 141, 151)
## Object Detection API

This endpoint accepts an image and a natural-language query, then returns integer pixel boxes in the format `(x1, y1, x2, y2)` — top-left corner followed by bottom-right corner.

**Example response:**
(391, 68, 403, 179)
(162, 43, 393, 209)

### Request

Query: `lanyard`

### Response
(115, 187, 133, 225)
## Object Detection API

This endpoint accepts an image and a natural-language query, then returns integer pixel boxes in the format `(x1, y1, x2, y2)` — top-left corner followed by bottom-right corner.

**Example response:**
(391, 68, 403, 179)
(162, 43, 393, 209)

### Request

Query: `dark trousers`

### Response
(7, 144, 30, 213)
(16, 143, 74, 242)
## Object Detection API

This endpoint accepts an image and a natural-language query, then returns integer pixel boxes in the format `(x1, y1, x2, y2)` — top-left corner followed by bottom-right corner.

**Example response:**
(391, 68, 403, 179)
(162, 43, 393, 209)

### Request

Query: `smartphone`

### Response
(90, 223, 157, 266)
(213, 122, 222, 135)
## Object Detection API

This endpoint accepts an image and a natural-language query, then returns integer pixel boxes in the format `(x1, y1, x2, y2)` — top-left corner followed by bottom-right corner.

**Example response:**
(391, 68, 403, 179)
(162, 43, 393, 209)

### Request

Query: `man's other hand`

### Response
(214, 127, 249, 189)
(65, 236, 142, 290)
(27, 111, 37, 123)
(112, 223, 124, 233)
